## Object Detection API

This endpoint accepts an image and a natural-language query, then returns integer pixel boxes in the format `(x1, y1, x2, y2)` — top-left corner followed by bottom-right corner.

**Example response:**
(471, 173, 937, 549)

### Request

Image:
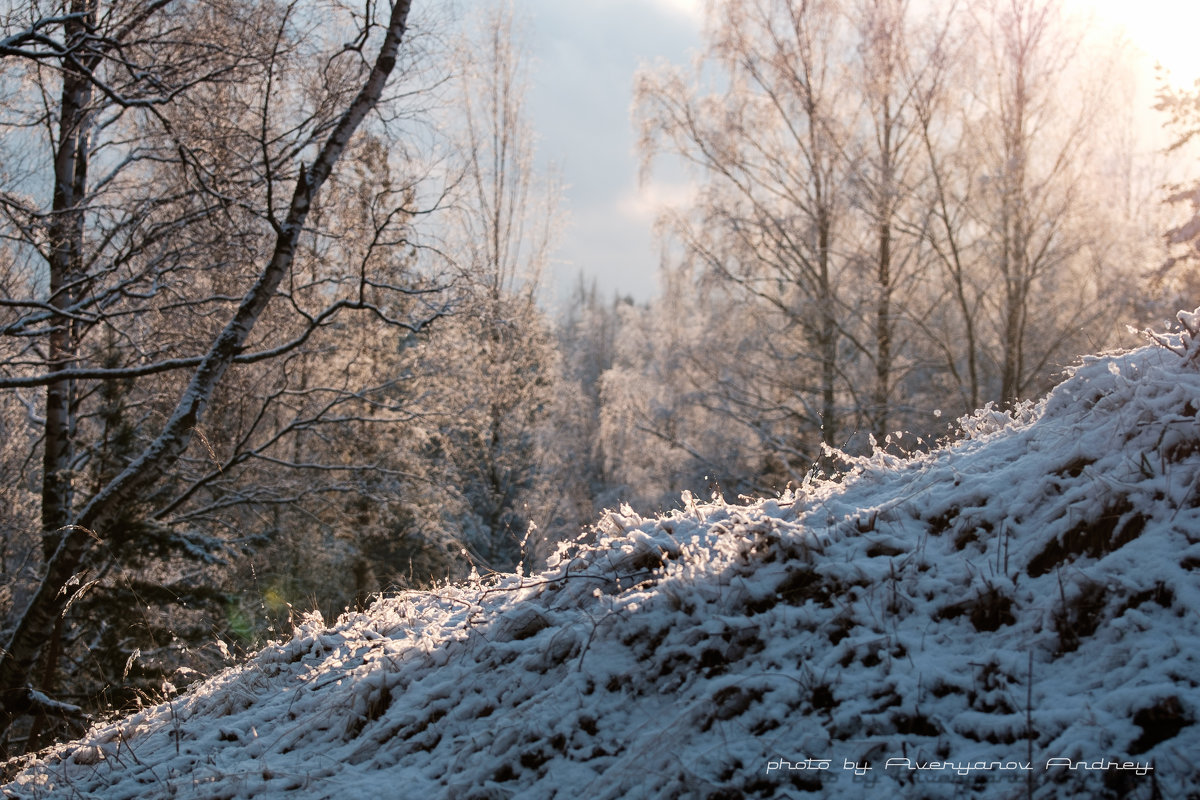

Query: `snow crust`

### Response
(4, 343, 1199, 799)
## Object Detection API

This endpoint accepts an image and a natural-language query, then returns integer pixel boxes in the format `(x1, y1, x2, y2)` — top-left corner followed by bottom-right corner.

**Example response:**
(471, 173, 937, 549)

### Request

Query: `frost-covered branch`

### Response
(1143, 307, 1200, 366)
(0, 0, 417, 738)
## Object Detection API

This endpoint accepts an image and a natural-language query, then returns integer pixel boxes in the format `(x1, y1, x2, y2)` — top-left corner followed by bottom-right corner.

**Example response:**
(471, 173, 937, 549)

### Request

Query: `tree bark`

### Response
(41, 0, 95, 558)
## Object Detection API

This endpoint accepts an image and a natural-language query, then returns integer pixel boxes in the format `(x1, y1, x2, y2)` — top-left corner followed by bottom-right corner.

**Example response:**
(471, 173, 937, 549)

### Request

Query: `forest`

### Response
(1, 0, 1198, 758)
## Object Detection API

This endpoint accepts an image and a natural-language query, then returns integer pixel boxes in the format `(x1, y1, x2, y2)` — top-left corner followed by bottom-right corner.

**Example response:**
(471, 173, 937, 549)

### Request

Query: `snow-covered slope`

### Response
(5, 340, 1200, 799)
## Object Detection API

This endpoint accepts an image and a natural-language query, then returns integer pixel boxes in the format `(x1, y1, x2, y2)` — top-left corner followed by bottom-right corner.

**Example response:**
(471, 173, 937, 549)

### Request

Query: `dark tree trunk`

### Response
(41, 0, 95, 557)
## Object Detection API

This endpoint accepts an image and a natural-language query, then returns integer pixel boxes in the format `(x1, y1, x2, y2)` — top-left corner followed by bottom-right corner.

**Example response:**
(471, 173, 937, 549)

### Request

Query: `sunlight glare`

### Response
(1081, 0, 1200, 86)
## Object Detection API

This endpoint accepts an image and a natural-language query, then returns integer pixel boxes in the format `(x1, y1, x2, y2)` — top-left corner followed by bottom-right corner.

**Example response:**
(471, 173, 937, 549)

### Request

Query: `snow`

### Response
(5, 339, 1200, 799)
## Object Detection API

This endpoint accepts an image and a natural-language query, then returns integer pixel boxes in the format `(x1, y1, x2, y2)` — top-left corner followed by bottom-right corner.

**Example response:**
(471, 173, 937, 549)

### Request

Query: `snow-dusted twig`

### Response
(1141, 306, 1200, 366)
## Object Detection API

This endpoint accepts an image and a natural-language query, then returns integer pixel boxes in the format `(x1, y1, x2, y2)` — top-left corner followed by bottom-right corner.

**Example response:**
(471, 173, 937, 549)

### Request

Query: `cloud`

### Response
(618, 178, 698, 224)
(647, 0, 705, 25)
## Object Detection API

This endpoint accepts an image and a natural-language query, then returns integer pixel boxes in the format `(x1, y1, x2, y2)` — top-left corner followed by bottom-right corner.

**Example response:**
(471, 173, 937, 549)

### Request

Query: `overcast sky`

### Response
(510, 0, 1199, 308)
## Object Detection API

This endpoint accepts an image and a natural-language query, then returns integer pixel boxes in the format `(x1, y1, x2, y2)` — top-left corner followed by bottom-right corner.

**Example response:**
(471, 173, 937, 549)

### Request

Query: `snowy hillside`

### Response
(5, 334, 1200, 799)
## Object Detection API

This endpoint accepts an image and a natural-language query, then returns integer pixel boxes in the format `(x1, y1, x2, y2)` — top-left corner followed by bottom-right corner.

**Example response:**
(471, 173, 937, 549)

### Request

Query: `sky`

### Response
(521, 0, 703, 306)
(518, 0, 1200, 307)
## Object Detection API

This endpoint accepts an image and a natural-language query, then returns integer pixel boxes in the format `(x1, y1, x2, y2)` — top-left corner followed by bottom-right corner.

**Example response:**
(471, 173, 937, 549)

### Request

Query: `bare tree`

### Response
(409, 2, 562, 570)
(636, 0, 857, 476)
(966, 0, 1128, 402)
(905, 6, 988, 414)
(631, 0, 1151, 492)
(0, 0, 431, 747)
(847, 0, 937, 438)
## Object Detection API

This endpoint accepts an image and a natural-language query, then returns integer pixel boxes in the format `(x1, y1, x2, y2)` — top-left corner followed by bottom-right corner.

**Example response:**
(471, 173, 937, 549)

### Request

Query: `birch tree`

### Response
(636, 0, 855, 477)
(0, 0, 432, 748)
(846, 0, 947, 439)
(967, 0, 1130, 402)
(627, 0, 1158, 511)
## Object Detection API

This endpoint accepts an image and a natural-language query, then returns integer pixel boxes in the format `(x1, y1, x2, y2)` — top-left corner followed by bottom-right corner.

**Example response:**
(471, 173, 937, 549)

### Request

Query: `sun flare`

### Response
(1082, 0, 1200, 86)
